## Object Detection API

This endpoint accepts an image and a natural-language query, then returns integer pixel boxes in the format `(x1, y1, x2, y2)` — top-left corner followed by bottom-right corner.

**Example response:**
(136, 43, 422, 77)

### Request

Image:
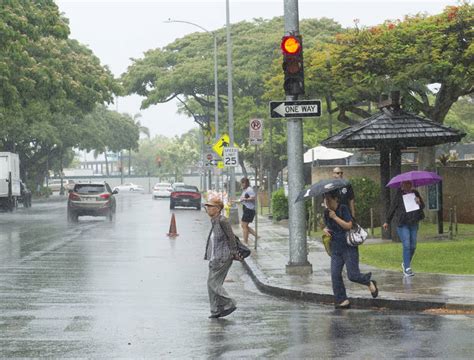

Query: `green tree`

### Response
(122, 17, 343, 183)
(130, 129, 200, 179)
(305, 4, 473, 127)
(1, 1, 121, 185)
(444, 96, 474, 143)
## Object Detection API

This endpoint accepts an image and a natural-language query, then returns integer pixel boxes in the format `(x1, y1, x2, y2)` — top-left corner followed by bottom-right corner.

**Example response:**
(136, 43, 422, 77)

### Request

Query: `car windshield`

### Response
(175, 186, 198, 193)
(75, 185, 106, 194)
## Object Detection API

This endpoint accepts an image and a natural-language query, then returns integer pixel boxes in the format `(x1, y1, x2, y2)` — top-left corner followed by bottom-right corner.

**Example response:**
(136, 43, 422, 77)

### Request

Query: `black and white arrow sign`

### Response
(270, 100, 322, 118)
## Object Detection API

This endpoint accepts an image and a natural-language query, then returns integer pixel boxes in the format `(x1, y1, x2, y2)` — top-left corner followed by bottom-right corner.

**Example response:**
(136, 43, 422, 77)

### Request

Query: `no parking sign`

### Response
(249, 118, 263, 145)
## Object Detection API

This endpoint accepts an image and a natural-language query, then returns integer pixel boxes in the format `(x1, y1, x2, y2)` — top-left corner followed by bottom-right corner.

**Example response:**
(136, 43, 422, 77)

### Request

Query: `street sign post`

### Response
(269, 100, 321, 118)
(223, 147, 239, 168)
(249, 118, 263, 145)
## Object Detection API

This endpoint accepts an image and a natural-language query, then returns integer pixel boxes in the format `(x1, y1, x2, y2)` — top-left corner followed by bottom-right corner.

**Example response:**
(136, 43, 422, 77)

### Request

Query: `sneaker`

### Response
(403, 267, 415, 277)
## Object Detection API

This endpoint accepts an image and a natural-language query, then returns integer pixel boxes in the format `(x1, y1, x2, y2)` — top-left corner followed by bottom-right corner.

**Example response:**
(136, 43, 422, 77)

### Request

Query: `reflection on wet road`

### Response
(0, 194, 473, 358)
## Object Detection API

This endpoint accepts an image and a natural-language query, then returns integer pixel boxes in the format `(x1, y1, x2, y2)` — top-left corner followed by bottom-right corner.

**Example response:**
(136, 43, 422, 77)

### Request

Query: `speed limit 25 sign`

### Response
(223, 147, 239, 168)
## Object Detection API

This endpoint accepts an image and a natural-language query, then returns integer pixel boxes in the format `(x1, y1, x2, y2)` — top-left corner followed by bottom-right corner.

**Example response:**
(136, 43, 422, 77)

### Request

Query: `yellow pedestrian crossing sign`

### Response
(212, 134, 238, 157)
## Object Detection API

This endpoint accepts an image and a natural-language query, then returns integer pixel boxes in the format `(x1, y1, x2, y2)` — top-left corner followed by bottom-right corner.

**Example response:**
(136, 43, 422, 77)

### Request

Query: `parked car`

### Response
(152, 182, 173, 199)
(170, 185, 201, 210)
(113, 183, 144, 193)
(65, 179, 76, 191)
(172, 182, 185, 190)
(47, 179, 75, 192)
(47, 179, 63, 192)
(18, 181, 32, 208)
(67, 182, 117, 222)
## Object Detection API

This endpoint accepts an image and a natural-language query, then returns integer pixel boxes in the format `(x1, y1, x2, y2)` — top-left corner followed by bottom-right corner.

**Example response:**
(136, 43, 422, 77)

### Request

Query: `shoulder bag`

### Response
(219, 221, 251, 259)
(234, 235, 251, 259)
(346, 220, 368, 247)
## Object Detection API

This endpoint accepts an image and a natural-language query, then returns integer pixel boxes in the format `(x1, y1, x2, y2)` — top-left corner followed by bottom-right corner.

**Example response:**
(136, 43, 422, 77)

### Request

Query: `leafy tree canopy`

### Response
(0, 0, 134, 185)
(305, 3, 473, 125)
(122, 17, 343, 176)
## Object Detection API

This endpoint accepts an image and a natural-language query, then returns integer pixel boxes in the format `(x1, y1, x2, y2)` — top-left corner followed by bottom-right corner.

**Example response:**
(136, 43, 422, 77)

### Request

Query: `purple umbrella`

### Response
(386, 170, 442, 188)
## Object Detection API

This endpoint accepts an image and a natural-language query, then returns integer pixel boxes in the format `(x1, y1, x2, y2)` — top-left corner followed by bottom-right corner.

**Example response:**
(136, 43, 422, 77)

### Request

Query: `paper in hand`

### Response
(403, 193, 420, 213)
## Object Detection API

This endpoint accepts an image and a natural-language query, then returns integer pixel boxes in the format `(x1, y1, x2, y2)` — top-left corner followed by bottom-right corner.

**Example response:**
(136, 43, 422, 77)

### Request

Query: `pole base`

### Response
(286, 262, 313, 275)
(228, 205, 240, 225)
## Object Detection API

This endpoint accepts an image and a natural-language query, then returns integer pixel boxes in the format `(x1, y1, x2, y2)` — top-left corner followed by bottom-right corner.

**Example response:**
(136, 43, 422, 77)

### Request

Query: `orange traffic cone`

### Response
(167, 213, 179, 237)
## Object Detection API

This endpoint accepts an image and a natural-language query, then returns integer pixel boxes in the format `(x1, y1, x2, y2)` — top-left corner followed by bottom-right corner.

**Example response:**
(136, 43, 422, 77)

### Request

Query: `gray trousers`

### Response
(207, 258, 236, 315)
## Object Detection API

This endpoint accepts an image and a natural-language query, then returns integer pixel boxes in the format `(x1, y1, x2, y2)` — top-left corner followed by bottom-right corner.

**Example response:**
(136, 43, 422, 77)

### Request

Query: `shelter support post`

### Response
(438, 180, 444, 234)
(380, 148, 391, 239)
(389, 147, 402, 242)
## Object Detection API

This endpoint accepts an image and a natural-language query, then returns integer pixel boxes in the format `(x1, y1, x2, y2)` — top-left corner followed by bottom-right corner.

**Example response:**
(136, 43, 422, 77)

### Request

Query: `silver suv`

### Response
(67, 182, 117, 222)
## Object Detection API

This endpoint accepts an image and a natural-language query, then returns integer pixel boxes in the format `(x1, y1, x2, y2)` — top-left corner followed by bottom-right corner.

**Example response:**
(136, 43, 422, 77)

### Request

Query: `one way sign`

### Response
(270, 100, 322, 119)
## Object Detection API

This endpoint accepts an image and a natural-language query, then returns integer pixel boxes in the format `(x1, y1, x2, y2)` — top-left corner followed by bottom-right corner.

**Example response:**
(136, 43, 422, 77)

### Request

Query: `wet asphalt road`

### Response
(0, 194, 473, 359)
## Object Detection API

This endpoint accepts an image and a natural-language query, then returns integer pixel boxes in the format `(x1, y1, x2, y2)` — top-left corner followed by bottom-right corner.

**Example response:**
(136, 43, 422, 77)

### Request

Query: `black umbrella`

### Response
(295, 178, 350, 203)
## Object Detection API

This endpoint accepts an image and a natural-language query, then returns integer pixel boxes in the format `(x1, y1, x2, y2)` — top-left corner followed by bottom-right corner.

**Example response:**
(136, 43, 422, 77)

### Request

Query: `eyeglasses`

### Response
(204, 204, 218, 208)
(334, 172, 343, 175)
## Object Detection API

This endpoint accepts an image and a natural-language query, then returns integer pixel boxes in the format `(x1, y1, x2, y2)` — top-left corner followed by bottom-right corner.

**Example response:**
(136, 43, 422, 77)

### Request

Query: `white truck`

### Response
(0, 152, 21, 211)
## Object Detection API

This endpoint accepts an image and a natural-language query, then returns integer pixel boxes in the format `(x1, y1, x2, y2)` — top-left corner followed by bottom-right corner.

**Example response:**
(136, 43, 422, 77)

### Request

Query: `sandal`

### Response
(369, 280, 379, 299)
(335, 300, 351, 309)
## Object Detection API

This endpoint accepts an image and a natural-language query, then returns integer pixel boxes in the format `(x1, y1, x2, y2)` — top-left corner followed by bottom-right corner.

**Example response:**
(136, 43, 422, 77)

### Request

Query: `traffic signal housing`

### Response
(281, 35, 304, 96)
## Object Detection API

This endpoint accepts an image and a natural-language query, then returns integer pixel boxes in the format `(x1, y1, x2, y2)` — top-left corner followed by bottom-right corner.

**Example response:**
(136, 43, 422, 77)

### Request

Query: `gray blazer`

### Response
(204, 215, 238, 261)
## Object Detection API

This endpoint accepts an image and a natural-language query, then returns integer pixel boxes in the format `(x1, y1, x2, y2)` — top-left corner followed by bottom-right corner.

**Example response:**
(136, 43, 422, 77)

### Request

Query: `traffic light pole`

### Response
(164, 19, 220, 191)
(284, 0, 312, 275)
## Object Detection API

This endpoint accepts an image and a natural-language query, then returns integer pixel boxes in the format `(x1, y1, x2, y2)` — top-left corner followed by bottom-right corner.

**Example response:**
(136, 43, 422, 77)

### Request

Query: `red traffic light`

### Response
(281, 35, 302, 55)
(281, 35, 304, 96)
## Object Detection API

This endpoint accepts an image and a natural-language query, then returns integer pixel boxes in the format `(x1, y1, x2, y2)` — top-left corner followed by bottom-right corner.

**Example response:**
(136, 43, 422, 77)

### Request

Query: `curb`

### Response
(242, 255, 474, 312)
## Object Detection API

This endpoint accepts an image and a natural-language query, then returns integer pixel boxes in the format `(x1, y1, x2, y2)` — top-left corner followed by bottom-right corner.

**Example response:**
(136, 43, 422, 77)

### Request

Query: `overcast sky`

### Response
(56, 0, 457, 138)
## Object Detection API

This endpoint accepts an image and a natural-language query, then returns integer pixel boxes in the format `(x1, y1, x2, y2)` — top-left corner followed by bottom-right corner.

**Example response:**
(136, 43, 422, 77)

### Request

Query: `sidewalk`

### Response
(237, 215, 474, 312)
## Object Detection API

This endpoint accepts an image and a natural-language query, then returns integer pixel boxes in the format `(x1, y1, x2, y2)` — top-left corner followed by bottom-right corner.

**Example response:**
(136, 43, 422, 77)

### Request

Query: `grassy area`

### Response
(310, 222, 474, 275)
(359, 239, 474, 274)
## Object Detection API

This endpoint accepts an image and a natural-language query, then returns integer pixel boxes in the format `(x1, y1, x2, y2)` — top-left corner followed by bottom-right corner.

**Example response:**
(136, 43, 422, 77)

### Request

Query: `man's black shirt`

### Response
(338, 184, 354, 209)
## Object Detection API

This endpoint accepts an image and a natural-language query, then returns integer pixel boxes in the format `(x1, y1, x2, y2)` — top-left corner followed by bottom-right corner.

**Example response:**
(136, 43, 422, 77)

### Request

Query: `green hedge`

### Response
(271, 188, 288, 221)
(270, 177, 380, 226)
(350, 177, 381, 227)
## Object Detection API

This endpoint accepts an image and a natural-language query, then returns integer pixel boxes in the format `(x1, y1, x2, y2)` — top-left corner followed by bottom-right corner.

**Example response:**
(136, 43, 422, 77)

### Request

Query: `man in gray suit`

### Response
(204, 197, 241, 318)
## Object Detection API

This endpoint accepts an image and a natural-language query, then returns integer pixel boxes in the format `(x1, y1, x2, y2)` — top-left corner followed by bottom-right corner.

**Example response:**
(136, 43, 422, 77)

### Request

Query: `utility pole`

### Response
(164, 19, 220, 191)
(226, 0, 239, 224)
(283, 0, 312, 275)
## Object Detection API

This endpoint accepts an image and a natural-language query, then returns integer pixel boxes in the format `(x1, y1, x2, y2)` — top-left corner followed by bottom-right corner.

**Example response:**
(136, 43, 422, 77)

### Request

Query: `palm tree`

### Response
(128, 113, 150, 175)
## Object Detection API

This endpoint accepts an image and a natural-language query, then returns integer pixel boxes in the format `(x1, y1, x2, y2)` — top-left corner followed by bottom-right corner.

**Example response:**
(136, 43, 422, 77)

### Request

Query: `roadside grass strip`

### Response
(359, 238, 474, 275)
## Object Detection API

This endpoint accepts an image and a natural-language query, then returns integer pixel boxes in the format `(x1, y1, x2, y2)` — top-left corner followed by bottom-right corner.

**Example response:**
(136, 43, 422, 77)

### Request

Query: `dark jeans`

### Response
(331, 245, 372, 304)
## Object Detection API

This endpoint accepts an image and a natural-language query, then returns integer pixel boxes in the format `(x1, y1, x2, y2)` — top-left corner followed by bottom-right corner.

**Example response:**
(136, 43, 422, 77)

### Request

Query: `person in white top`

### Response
(237, 177, 257, 244)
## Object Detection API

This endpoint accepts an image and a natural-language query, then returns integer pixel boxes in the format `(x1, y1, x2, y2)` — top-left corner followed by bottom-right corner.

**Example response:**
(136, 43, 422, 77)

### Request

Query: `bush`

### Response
(350, 177, 381, 227)
(32, 185, 52, 198)
(272, 188, 288, 221)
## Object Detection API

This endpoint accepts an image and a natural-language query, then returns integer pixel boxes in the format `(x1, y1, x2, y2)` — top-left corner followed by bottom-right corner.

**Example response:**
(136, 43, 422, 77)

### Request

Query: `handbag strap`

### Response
(218, 219, 237, 249)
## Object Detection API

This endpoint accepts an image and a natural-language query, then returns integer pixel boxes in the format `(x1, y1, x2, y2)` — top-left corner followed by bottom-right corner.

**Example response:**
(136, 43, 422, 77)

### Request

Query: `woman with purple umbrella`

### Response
(383, 180, 426, 277)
